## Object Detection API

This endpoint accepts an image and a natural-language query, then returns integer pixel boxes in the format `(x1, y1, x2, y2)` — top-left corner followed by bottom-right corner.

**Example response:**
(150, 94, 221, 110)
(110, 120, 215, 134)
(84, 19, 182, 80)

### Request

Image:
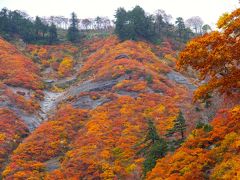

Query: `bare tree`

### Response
(102, 17, 111, 31)
(82, 18, 91, 30)
(185, 16, 204, 34)
(155, 9, 172, 23)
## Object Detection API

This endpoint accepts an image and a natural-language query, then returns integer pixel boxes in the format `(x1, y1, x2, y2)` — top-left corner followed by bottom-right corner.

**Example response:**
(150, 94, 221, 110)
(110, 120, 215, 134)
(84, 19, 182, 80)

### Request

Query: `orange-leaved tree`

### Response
(178, 8, 240, 100)
(147, 8, 240, 180)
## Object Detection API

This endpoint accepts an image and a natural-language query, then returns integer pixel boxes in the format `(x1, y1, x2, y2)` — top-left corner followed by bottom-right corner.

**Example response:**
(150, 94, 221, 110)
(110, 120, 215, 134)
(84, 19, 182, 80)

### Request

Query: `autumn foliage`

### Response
(0, 38, 43, 90)
(1, 36, 200, 179)
(147, 8, 240, 180)
(147, 106, 240, 180)
(2, 8, 239, 179)
(26, 43, 79, 78)
(0, 108, 29, 172)
(178, 8, 240, 101)
(58, 56, 74, 77)
(2, 105, 88, 179)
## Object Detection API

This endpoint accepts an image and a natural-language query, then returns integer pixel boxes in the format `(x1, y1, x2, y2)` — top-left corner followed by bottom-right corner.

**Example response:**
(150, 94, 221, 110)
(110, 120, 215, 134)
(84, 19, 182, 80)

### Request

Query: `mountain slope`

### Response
(0, 37, 43, 173)
(1, 36, 208, 179)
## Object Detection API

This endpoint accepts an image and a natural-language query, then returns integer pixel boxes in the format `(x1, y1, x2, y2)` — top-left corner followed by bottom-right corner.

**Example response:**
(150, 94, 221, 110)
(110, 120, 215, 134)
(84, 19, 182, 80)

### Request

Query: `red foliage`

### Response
(2, 105, 88, 179)
(147, 8, 240, 180)
(26, 43, 79, 79)
(2, 36, 204, 178)
(0, 108, 28, 172)
(147, 106, 240, 179)
(0, 38, 43, 90)
(26, 43, 78, 61)
(178, 8, 240, 101)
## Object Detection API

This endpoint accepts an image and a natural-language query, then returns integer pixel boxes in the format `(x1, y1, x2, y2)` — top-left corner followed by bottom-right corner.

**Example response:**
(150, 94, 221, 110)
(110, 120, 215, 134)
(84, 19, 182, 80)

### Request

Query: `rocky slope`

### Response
(0, 36, 224, 179)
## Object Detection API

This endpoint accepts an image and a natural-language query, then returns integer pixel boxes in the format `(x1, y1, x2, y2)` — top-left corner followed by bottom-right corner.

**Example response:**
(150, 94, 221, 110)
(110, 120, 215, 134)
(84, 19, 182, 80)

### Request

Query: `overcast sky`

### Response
(0, 0, 239, 27)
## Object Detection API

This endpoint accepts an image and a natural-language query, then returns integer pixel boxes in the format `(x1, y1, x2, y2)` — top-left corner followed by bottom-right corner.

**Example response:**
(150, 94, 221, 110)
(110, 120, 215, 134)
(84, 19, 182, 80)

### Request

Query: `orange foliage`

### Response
(26, 43, 78, 61)
(26, 43, 79, 79)
(4, 88, 40, 113)
(147, 8, 240, 180)
(147, 105, 240, 180)
(80, 39, 171, 82)
(0, 38, 43, 90)
(81, 36, 119, 56)
(0, 108, 28, 172)
(178, 8, 240, 100)
(2, 105, 88, 179)
(3, 93, 183, 179)
(2, 36, 202, 178)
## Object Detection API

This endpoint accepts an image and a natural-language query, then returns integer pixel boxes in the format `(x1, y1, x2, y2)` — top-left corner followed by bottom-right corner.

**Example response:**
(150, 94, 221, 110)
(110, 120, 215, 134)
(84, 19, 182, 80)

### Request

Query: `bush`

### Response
(146, 74, 153, 84)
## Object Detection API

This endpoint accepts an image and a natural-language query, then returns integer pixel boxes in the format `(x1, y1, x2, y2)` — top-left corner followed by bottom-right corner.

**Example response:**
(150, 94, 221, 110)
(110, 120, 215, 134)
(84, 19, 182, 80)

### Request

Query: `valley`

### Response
(0, 3, 239, 179)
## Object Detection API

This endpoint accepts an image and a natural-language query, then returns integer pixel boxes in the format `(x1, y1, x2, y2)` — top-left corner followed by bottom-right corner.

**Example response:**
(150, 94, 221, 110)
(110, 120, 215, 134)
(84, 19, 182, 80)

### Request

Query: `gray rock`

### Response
(115, 54, 130, 60)
(167, 71, 196, 90)
(44, 79, 55, 84)
(72, 95, 110, 109)
(44, 157, 61, 172)
(58, 75, 127, 103)
(39, 91, 63, 120)
(117, 90, 139, 98)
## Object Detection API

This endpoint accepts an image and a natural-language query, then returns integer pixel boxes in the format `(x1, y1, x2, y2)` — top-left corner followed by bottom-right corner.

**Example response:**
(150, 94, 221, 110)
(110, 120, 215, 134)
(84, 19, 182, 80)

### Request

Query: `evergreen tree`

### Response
(140, 120, 168, 176)
(114, 7, 134, 41)
(67, 12, 80, 43)
(166, 111, 187, 140)
(202, 24, 212, 34)
(143, 138, 168, 176)
(0, 8, 9, 33)
(175, 17, 185, 40)
(0, 8, 53, 44)
(48, 23, 58, 44)
(114, 6, 155, 42)
(153, 14, 166, 41)
(145, 120, 160, 143)
(34, 16, 44, 39)
(183, 27, 194, 42)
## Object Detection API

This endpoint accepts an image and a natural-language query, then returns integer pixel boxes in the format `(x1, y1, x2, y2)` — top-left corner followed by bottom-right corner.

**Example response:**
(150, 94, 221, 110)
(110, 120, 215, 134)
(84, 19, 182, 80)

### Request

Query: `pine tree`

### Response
(34, 16, 43, 40)
(114, 7, 135, 41)
(48, 23, 58, 44)
(114, 6, 155, 41)
(67, 12, 80, 43)
(166, 111, 187, 140)
(145, 120, 160, 144)
(175, 17, 185, 39)
(140, 120, 168, 176)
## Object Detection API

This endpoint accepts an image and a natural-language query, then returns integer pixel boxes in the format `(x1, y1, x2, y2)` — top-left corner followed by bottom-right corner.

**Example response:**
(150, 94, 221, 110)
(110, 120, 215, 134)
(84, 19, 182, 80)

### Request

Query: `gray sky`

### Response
(0, 0, 239, 27)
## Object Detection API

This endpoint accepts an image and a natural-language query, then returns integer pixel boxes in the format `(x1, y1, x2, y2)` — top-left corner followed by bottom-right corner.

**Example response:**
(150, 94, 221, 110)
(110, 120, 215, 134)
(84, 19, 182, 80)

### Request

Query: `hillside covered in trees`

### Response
(0, 3, 239, 180)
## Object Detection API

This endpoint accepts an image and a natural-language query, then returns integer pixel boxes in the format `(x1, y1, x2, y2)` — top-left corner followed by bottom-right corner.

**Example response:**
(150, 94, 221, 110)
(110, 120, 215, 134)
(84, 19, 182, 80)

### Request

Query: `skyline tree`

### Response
(67, 12, 80, 43)
(48, 22, 58, 44)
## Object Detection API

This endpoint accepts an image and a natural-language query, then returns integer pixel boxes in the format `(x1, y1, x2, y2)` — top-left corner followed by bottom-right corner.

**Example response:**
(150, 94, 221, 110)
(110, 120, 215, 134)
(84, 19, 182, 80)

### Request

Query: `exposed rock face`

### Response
(0, 86, 63, 131)
(44, 157, 61, 172)
(16, 91, 26, 96)
(167, 71, 196, 90)
(72, 95, 110, 109)
(39, 91, 63, 120)
(58, 75, 127, 102)
(117, 90, 139, 98)
(115, 54, 130, 60)
(8, 86, 32, 99)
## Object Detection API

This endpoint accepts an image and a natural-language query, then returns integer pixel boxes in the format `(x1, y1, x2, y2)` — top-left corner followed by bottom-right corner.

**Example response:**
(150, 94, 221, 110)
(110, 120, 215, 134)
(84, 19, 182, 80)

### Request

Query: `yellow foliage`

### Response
(0, 133, 6, 141)
(58, 56, 73, 77)
(126, 163, 137, 173)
